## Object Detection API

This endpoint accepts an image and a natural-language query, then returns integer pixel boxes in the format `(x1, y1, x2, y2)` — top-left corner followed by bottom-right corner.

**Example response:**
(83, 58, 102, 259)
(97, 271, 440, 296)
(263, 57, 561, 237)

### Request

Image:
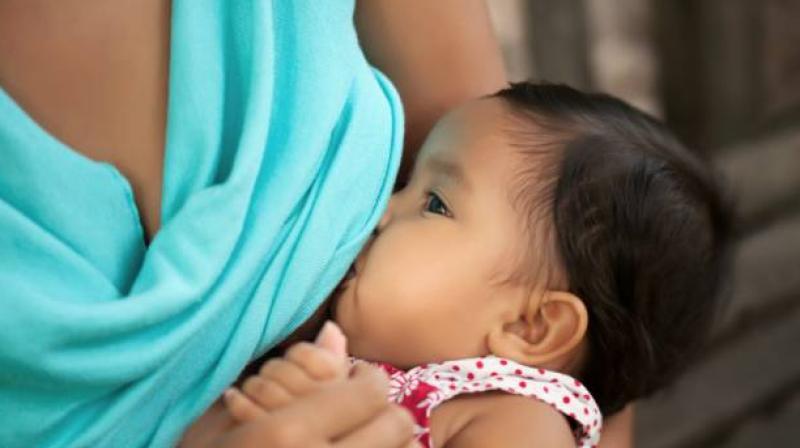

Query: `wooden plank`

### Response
(652, 0, 705, 148)
(525, 0, 591, 89)
(714, 127, 800, 228)
(716, 212, 800, 332)
(584, 0, 661, 116)
(724, 386, 800, 448)
(635, 303, 800, 448)
(697, 0, 762, 150)
(653, 0, 762, 151)
(762, 0, 800, 120)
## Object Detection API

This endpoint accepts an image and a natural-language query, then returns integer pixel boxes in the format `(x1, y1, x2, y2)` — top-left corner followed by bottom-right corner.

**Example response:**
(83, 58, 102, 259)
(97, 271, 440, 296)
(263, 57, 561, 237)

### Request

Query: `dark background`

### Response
(487, 1, 800, 446)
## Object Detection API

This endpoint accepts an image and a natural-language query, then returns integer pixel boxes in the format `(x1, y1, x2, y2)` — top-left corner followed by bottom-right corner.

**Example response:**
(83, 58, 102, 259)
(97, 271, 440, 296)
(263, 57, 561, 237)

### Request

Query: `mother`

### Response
(0, 1, 630, 446)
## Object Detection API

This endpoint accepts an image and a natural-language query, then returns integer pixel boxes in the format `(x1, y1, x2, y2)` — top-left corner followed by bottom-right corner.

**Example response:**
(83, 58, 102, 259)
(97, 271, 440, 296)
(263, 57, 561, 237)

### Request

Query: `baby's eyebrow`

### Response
(426, 156, 472, 192)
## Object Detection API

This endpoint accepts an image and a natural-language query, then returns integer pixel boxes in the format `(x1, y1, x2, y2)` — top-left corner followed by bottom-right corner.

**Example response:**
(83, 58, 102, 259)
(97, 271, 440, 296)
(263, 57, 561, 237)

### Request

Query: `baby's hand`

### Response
(224, 322, 348, 421)
(215, 322, 420, 448)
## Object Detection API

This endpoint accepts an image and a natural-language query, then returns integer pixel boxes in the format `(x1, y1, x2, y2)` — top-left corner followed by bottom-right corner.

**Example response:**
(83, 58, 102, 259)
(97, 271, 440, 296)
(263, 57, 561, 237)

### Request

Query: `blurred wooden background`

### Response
(487, 1, 800, 446)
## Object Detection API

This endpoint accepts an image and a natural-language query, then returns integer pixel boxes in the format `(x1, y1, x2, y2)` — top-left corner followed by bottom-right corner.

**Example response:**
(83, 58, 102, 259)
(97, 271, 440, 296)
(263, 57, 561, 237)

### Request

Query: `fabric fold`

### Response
(0, 0, 403, 446)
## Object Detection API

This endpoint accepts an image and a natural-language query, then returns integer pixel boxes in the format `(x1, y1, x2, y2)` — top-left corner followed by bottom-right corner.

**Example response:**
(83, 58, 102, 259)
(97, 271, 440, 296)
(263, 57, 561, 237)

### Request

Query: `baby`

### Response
(219, 82, 731, 447)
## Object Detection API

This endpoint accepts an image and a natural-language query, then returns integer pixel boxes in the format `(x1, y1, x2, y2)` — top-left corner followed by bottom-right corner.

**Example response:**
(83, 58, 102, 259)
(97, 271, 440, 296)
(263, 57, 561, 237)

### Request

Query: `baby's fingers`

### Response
(241, 375, 295, 410)
(258, 357, 321, 396)
(222, 388, 267, 423)
(314, 320, 348, 358)
(285, 341, 347, 381)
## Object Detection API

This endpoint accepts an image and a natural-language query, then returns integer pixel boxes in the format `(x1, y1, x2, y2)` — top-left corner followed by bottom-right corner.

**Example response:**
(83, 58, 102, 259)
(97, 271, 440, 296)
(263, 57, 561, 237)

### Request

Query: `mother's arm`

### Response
(599, 405, 634, 448)
(355, 0, 507, 187)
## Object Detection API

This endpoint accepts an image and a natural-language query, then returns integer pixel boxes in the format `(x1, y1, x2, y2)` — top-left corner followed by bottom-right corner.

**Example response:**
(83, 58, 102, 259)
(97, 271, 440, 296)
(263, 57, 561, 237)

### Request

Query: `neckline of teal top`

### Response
(0, 1, 403, 446)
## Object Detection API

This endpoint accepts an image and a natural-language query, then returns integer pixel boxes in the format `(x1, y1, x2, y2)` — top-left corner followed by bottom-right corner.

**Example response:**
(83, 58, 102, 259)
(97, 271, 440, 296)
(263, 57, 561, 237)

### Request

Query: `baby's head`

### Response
(332, 82, 732, 415)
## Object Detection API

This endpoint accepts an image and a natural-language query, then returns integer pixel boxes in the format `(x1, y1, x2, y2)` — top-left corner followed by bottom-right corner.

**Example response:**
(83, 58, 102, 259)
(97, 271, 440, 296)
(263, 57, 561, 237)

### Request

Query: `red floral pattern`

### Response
(357, 356, 602, 448)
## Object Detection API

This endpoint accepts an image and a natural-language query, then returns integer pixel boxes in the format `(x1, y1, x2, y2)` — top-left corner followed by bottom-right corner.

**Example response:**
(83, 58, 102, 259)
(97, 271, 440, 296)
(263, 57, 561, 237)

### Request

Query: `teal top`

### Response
(0, 1, 403, 446)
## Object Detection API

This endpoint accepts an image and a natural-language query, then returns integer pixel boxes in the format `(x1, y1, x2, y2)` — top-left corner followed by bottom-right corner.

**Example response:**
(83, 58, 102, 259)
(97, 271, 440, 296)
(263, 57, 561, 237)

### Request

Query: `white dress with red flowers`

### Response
(359, 356, 602, 448)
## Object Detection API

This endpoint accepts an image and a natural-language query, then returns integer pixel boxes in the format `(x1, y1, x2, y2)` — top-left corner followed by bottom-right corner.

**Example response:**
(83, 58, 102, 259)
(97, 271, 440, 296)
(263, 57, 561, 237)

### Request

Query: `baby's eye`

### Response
(424, 191, 452, 217)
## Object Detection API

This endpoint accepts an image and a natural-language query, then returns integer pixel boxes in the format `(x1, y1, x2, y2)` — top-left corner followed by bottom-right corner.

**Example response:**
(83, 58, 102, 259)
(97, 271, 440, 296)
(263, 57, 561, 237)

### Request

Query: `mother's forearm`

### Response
(355, 0, 507, 186)
(598, 404, 634, 448)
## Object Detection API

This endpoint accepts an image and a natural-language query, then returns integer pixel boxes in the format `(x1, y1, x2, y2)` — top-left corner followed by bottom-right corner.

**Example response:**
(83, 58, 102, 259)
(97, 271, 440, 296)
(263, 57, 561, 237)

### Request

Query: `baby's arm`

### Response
(437, 394, 576, 448)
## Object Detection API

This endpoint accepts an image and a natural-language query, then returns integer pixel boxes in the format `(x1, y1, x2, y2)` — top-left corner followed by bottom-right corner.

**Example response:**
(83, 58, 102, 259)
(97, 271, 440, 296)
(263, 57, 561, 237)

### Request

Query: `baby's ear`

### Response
(487, 291, 588, 371)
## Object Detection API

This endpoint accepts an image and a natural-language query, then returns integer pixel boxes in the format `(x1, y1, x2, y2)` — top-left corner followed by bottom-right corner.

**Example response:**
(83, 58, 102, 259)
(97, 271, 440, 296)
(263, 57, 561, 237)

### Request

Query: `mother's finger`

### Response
(280, 362, 390, 439)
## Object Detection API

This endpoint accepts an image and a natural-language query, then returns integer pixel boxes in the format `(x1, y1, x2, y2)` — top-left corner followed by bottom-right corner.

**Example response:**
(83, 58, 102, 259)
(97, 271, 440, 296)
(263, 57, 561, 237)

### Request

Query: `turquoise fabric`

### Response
(0, 1, 402, 446)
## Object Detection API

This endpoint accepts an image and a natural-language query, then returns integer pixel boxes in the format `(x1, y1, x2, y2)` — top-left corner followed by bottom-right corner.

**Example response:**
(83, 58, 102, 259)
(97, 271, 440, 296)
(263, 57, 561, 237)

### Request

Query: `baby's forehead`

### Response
(417, 98, 557, 187)
(417, 99, 514, 167)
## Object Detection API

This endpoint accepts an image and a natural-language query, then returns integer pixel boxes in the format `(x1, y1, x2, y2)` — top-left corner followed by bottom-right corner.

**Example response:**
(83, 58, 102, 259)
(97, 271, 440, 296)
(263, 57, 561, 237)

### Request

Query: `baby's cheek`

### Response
(349, 297, 429, 365)
(357, 271, 428, 325)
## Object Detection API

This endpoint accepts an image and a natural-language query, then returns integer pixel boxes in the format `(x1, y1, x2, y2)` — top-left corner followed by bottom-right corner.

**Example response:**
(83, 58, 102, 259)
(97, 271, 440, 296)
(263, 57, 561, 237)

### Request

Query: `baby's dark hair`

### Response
(494, 82, 733, 415)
